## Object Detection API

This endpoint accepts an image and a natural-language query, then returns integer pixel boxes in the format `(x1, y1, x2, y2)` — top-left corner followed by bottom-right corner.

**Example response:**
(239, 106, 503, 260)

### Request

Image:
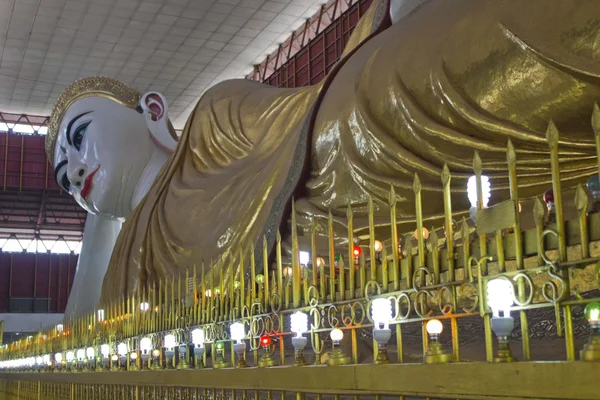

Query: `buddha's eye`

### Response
(61, 173, 71, 192)
(73, 121, 90, 151)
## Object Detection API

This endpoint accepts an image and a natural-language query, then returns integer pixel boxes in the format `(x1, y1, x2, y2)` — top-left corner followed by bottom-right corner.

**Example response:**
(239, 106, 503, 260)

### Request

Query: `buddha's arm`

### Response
(64, 213, 122, 320)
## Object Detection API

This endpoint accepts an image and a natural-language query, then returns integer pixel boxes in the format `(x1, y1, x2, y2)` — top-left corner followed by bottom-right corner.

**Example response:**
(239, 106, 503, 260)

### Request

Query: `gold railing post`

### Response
(347, 206, 355, 299)
(546, 121, 566, 261)
(292, 199, 301, 308)
(507, 139, 530, 360)
(389, 186, 399, 291)
(593, 103, 600, 180)
(368, 195, 377, 282)
(413, 174, 425, 268)
(575, 184, 589, 259)
(473, 151, 488, 276)
(310, 218, 319, 294)
(328, 210, 336, 302)
(441, 165, 454, 281)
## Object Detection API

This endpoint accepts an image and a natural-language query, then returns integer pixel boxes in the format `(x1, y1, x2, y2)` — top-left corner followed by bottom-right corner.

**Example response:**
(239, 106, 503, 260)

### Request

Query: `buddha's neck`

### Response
(131, 145, 171, 211)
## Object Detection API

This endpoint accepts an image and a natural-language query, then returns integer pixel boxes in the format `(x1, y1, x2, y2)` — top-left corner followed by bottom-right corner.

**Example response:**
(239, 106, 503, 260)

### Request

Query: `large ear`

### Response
(140, 92, 177, 152)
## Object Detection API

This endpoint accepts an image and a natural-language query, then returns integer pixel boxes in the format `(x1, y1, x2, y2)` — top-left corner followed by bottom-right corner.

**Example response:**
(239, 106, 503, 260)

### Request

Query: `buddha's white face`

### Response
(53, 96, 154, 219)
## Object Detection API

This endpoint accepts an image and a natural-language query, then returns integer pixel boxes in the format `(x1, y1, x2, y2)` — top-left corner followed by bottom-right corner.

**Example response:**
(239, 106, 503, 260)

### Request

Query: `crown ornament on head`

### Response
(45, 77, 141, 163)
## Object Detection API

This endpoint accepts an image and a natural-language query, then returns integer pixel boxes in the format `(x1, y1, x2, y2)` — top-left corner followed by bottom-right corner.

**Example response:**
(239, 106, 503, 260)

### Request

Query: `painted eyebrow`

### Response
(53, 160, 68, 185)
(66, 111, 92, 146)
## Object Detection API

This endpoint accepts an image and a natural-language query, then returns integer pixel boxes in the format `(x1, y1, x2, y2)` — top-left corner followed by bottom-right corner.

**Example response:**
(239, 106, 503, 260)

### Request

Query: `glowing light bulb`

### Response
(234, 281, 241, 289)
(486, 279, 515, 318)
(100, 344, 110, 358)
(86, 347, 95, 359)
(66, 351, 74, 362)
(290, 311, 309, 337)
(467, 175, 491, 208)
(191, 328, 205, 347)
(374, 240, 383, 253)
(371, 298, 392, 330)
(260, 335, 271, 347)
(414, 227, 430, 240)
(316, 257, 325, 267)
(56, 324, 64, 333)
(36, 356, 43, 365)
(117, 343, 128, 357)
(54, 353, 62, 363)
(97, 309, 105, 322)
(139, 302, 149, 311)
(43, 355, 50, 364)
(152, 349, 160, 358)
(299, 251, 310, 266)
(75, 349, 84, 361)
(215, 341, 225, 351)
(205, 289, 212, 297)
(426, 319, 443, 336)
(584, 302, 600, 322)
(283, 266, 293, 276)
(255, 274, 265, 283)
(230, 322, 245, 344)
(111, 354, 118, 361)
(330, 328, 344, 342)
(140, 337, 153, 353)
(130, 352, 137, 360)
(164, 334, 177, 351)
(353, 245, 362, 258)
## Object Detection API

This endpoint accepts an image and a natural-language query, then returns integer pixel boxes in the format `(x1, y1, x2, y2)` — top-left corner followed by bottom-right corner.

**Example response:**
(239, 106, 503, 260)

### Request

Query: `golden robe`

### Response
(101, 0, 600, 301)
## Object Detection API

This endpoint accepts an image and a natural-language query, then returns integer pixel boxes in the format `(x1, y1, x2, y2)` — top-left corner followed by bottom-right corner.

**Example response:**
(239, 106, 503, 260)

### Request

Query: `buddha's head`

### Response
(46, 77, 177, 219)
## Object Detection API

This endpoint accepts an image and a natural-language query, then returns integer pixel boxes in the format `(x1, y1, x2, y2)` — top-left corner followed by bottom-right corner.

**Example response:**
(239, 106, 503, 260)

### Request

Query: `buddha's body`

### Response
(50, 0, 600, 313)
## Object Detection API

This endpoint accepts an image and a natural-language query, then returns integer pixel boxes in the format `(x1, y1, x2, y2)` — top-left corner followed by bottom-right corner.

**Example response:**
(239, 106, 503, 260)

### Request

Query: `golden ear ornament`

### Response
(45, 77, 141, 163)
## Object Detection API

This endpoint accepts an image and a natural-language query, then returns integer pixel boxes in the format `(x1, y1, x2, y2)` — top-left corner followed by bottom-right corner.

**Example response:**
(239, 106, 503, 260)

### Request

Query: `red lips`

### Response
(81, 167, 99, 201)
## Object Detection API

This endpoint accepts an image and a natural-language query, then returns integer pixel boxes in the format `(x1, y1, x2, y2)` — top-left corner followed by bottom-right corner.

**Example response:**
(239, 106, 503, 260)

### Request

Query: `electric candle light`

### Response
(424, 319, 451, 364)
(177, 341, 190, 370)
(486, 278, 516, 362)
(56, 324, 64, 333)
(117, 342, 128, 370)
(212, 340, 228, 369)
(230, 322, 248, 368)
(191, 328, 205, 369)
(140, 337, 153, 370)
(164, 334, 176, 369)
(316, 257, 325, 268)
(97, 309, 105, 322)
(258, 335, 276, 368)
(327, 328, 350, 366)
(129, 351, 139, 371)
(283, 266, 293, 277)
(467, 175, 491, 222)
(580, 302, 600, 361)
(139, 302, 150, 311)
(100, 344, 110, 371)
(371, 298, 392, 364)
(290, 311, 309, 366)
(85, 347, 95, 371)
(151, 349, 161, 370)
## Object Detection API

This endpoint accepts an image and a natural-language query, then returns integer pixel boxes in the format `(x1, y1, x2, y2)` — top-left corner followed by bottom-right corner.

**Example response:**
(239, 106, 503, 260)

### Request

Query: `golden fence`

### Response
(2, 115, 600, 399)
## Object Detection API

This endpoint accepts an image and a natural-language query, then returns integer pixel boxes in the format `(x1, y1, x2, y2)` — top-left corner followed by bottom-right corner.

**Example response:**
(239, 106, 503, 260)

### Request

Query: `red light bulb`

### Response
(544, 189, 554, 204)
(353, 245, 362, 257)
(260, 335, 271, 347)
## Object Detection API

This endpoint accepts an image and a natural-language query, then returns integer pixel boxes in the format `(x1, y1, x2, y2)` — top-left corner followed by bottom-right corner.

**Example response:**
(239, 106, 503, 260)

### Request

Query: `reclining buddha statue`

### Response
(47, 0, 600, 313)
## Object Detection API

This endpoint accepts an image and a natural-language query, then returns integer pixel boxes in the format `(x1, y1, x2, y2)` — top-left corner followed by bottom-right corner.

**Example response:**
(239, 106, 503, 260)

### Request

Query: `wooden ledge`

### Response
(1, 362, 596, 399)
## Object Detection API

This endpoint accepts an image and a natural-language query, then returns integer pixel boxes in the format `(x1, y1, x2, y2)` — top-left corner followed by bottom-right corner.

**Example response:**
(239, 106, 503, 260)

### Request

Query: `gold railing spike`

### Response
(575, 183, 590, 259)
(441, 164, 450, 186)
(389, 184, 399, 291)
(575, 183, 588, 212)
(507, 139, 516, 164)
(368, 195, 377, 282)
(328, 209, 336, 302)
(473, 150, 482, 176)
(593, 102, 600, 134)
(546, 119, 559, 149)
(412, 172, 421, 194)
(347, 203, 355, 299)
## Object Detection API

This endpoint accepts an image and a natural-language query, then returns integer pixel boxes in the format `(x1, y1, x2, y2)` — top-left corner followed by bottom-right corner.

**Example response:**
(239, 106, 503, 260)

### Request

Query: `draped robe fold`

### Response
(101, 0, 600, 302)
